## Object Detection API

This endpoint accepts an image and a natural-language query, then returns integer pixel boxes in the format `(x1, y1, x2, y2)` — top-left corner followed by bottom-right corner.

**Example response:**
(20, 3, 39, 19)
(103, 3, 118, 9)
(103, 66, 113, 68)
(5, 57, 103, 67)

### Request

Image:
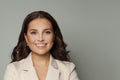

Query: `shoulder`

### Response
(54, 60, 80, 80)
(55, 59, 76, 72)
(57, 60, 75, 68)
(5, 58, 26, 71)
(5, 62, 17, 73)
(4, 59, 26, 77)
(4, 62, 18, 80)
(5, 60, 23, 71)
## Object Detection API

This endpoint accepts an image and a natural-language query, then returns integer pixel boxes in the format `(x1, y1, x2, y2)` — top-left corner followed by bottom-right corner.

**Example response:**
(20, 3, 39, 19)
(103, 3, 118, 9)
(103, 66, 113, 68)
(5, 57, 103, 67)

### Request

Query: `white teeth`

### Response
(36, 44, 45, 47)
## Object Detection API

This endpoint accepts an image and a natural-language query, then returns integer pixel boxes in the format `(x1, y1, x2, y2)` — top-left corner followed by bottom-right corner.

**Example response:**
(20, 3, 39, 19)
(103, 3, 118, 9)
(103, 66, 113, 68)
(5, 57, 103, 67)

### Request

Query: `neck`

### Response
(31, 52, 50, 67)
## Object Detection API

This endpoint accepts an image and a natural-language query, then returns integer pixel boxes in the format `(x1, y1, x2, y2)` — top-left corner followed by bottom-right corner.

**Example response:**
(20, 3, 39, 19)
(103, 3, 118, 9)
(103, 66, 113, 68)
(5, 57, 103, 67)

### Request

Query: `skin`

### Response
(24, 18, 54, 80)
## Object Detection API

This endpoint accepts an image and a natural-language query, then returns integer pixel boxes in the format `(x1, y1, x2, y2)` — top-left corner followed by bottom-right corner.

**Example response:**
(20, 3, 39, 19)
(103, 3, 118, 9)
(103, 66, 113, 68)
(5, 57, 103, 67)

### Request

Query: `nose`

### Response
(38, 33, 44, 41)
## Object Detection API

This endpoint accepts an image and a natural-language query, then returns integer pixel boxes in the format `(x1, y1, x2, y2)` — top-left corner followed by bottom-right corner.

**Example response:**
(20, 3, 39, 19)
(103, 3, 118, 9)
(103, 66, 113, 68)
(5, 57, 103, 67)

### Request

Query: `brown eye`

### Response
(45, 31, 51, 34)
(31, 31, 37, 34)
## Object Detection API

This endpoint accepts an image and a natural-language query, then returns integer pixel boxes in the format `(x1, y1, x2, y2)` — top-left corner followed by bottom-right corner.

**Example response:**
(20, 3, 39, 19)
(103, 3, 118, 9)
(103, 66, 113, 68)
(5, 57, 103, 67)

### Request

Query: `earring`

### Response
(17, 51, 19, 54)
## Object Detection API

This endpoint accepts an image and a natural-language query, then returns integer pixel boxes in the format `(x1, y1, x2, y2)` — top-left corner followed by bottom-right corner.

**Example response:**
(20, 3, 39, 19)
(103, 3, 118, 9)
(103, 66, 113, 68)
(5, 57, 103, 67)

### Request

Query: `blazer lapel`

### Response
(46, 56, 60, 80)
(19, 53, 39, 80)
(19, 53, 60, 80)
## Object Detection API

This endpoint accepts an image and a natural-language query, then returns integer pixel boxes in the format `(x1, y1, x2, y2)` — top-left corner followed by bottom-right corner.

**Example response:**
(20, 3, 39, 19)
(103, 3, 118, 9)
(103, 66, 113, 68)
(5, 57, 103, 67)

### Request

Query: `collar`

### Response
(20, 53, 60, 80)
(21, 53, 59, 71)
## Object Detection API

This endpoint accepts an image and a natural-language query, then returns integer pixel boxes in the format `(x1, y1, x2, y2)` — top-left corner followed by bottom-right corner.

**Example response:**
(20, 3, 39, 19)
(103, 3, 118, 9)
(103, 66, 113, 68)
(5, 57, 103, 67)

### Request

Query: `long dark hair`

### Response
(11, 11, 70, 62)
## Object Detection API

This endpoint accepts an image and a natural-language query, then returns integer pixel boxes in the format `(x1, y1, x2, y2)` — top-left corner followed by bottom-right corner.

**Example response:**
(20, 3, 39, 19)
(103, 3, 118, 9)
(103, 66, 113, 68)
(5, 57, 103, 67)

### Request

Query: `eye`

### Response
(30, 31, 37, 35)
(45, 31, 51, 34)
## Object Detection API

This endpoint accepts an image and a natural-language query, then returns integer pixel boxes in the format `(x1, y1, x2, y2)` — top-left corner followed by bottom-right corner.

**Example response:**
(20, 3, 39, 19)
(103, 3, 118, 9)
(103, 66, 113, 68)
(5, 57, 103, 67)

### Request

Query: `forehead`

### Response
(28, 18, 53, 30)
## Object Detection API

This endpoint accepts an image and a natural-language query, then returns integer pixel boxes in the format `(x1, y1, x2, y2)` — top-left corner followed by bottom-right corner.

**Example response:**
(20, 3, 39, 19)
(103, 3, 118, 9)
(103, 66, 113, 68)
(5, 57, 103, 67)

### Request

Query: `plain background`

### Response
(0, 0, 120, 80)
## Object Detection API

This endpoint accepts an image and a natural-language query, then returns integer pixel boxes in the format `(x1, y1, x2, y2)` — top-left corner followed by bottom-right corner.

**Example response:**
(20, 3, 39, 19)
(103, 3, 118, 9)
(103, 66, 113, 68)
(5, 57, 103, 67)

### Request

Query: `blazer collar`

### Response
(22, 53, 33, 70)
(21, 53, 60, 80)
(46, 55, 60, 80)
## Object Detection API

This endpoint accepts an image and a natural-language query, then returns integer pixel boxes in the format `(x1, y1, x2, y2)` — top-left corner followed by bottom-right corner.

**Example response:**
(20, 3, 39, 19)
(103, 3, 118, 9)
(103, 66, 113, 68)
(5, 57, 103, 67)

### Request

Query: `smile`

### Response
(35, 43, 46, 47)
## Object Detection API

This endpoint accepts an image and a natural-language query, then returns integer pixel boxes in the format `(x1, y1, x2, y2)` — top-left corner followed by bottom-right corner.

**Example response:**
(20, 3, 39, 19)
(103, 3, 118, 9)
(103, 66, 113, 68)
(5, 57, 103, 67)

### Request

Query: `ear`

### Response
(24, 33, 28, 43)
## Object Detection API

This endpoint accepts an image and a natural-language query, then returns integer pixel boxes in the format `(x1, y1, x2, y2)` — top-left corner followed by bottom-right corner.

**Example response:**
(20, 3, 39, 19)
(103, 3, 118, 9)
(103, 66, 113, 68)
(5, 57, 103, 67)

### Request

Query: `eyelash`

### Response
(30, 31, 52, 35)
(31, 31, 37, 34)
(45, 31, 51, 34)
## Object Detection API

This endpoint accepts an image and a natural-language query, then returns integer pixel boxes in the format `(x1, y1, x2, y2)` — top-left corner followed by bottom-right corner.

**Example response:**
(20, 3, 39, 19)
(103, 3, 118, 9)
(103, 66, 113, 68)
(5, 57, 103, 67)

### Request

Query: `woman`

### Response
(4, 11, 80, 80)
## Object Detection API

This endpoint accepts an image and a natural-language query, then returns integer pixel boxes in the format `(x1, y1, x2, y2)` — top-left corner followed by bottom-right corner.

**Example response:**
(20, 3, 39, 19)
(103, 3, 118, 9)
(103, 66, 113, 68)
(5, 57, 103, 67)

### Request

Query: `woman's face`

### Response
(24, 18, 54, 56)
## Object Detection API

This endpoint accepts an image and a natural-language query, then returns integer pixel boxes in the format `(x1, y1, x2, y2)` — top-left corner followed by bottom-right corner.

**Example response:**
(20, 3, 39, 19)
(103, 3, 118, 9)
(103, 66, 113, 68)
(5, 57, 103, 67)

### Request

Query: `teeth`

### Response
(36, 44, 45, 47)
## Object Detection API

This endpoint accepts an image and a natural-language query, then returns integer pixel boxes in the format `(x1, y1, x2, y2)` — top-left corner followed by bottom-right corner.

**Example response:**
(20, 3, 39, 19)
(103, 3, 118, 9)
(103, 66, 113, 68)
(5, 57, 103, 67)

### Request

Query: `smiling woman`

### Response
(24, 18, 54, 57)
(3, 11, 80, 80)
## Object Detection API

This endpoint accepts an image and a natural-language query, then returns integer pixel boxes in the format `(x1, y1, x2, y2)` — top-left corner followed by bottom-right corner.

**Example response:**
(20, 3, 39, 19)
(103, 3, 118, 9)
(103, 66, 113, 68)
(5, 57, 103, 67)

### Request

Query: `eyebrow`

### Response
(29, 28, 53, 31)
(44, 28, 53, 31)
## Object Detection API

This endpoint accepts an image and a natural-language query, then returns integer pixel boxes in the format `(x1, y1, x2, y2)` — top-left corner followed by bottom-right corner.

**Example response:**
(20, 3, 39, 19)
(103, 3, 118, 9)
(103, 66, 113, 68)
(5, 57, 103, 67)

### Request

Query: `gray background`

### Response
(0, 0, 120, 80)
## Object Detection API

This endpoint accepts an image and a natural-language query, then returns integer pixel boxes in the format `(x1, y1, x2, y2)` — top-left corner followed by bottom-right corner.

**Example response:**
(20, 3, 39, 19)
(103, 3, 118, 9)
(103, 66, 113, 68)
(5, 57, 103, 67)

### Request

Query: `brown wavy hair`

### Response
(11, 11, 70, 62)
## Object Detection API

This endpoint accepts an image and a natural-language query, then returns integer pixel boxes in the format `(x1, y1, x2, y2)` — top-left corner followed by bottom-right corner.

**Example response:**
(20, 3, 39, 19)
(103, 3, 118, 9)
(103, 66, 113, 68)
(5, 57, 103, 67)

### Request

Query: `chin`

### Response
(32, 50, 50, 56)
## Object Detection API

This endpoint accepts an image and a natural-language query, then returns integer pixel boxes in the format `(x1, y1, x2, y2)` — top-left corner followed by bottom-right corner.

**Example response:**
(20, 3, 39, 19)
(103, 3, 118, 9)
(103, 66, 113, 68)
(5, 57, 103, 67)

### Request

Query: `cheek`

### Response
(27, 36, 36, 44)
(47, 36, 54, 43)
(44, 36, 54, 45)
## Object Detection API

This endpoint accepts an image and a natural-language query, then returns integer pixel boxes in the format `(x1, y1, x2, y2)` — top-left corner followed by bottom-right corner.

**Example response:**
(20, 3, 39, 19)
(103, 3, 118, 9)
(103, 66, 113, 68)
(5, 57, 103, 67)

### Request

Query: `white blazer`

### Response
(4, 53, 80, 80)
